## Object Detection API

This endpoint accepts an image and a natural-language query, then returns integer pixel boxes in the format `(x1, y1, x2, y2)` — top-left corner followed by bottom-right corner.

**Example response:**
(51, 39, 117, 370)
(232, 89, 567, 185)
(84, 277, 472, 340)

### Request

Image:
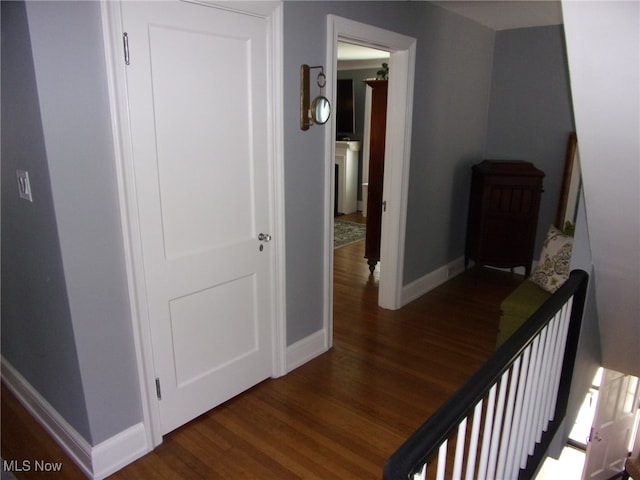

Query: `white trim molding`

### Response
(400, 259, 529, 307)
(401, 257, 467, 307)
(286, 330, 329, 373)
(100, 0, 163, 448)
(1, 358, 149, 480)
(91, 424, 148, 479)
(378, 43, 416, 310)
(266, 2, 288, 380)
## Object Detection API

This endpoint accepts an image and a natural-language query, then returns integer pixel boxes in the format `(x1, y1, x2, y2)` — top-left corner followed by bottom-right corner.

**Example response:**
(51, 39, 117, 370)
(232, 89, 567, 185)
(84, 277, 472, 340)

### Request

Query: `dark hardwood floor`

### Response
(1, 228, 523, 479)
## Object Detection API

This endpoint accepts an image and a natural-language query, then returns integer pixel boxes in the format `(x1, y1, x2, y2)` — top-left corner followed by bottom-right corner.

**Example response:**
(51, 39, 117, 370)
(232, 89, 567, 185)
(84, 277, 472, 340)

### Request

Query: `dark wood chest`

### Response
(465, 160, 545, 276)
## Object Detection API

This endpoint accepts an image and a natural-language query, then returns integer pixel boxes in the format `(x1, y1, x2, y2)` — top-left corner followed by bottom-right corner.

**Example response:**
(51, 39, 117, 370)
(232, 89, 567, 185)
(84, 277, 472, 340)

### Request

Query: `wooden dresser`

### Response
(465, 160, 545, 276)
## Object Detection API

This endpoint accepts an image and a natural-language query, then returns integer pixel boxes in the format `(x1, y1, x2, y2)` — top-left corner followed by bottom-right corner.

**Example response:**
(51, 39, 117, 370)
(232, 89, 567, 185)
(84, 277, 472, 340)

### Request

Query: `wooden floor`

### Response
(1, 228, 523, 479)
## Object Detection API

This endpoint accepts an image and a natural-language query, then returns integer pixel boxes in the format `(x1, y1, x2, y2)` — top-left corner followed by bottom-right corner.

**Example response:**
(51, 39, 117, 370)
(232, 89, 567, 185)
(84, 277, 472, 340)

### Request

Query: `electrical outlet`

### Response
(16, 170, 33, 202)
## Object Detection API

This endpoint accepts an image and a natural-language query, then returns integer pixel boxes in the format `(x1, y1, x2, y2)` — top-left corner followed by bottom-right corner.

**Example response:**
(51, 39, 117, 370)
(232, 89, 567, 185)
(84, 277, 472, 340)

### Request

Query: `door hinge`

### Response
(155, 377, 162, 400)
(382, 200, 387, 212)
(122, 32, 130, 65)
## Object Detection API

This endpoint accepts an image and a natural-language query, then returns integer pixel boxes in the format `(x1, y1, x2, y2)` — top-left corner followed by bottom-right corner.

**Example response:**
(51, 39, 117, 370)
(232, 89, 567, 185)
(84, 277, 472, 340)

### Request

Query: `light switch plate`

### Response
(16, 169, 33, 202)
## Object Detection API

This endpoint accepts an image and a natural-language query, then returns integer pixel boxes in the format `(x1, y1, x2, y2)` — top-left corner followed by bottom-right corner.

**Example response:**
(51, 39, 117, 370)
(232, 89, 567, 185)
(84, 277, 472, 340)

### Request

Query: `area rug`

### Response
(334, 219, 366, 249)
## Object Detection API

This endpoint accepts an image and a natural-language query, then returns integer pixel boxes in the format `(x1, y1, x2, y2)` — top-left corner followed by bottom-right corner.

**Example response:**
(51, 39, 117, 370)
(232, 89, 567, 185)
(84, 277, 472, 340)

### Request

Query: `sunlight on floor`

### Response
(536, 445, 585, 480)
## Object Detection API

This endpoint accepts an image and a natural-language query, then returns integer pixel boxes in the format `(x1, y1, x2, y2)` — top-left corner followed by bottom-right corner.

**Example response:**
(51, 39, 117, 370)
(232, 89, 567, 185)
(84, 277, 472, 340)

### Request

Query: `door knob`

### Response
(258, 233, 272, 242)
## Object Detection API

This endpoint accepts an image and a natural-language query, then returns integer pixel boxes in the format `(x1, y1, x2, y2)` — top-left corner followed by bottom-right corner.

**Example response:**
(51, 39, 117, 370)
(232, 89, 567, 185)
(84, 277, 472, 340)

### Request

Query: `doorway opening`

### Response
(323, 15, 416, 349)
(333, 41, 389, 280)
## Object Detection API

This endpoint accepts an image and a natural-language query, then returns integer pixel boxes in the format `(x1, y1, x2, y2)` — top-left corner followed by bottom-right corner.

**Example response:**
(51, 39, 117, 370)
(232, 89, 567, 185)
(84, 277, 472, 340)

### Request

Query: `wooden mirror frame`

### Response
(300, 64, 330, 130)
(300, 64, 311, 130)
(555, 131, 580, 232)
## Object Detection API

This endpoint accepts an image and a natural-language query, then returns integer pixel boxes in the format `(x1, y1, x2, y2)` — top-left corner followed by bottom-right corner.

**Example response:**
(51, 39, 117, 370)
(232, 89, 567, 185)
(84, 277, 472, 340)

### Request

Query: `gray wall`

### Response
(1, 1, 91, 442)
(1, 1, 142, 445)
(283, 1, 495, 343)
(548, 190, 602, 457)
(563, 0, 640, 379)
(485, 25, 575, 253)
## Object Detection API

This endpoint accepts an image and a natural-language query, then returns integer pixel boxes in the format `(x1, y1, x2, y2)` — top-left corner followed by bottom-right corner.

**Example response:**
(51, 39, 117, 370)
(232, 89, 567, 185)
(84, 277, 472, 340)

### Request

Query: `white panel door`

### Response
(582, 369, 639, 480)
(122, 1, 274, 434)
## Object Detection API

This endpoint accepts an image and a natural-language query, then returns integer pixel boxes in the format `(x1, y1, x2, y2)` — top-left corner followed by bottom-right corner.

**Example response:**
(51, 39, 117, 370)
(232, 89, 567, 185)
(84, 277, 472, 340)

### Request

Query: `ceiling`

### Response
(430, 1, 563, 31)
(337, 43, 390, 62)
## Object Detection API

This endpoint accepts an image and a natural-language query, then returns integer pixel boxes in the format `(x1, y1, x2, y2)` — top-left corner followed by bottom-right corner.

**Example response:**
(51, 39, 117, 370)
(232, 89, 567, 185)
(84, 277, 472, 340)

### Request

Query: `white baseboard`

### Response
(1, 357, 150, 480)
(286, 329, 328, 373)
(400, 258, 534, 307)
(401, 256, 466, 307)
(1, 358, 94, 477)
(91, 423, 149, 479)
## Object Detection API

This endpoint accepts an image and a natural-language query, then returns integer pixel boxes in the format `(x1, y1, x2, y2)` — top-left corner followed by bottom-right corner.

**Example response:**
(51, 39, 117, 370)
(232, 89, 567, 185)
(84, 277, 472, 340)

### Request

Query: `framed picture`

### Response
(555, 132, 581, 234)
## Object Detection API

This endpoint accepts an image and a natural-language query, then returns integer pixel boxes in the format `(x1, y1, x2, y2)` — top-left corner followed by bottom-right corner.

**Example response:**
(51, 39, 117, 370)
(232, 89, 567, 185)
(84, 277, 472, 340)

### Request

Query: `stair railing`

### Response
(384, 270, 589, 480)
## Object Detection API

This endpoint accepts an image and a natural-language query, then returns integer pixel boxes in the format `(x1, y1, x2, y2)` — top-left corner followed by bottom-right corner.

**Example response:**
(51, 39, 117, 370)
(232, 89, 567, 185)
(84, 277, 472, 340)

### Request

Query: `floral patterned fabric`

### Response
(530, 225, 573, 293)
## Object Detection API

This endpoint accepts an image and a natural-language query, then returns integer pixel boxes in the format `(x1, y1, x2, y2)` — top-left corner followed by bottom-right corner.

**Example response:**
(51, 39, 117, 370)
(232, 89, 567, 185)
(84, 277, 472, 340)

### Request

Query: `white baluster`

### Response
(548, 298, 573, 420)
(507, 346, 531, 479)
(464, 400, 484, 480)
(540, 311, 562, 431)
(477, 385, 497, 479)
(526, 333, 545, 457)
(436, 439, 448, 480)
(486, 370, 510, 479)
(496, 357, 521, 478)
(533, 324, 551, 443)
(413, 463, 427, 480)
(453, 418, 468, 480)
(520, 335, 541, 468)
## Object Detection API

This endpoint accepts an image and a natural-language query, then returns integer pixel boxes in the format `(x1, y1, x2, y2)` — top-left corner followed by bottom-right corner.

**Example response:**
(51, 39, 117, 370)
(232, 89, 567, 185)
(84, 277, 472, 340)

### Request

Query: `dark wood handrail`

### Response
(383, 269, 589, 480)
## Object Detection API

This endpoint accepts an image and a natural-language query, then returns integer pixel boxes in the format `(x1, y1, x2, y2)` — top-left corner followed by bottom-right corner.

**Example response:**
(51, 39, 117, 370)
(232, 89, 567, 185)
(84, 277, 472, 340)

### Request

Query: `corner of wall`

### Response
(1, 357, 151, 480)
(402, 256, 466, 307)
(286, 329, 329, 373)
(91, 424, 149, 480)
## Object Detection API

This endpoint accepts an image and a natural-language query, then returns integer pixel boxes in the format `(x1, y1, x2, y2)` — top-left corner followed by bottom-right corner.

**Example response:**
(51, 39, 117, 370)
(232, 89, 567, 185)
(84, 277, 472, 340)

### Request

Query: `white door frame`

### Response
(324, 15, 416, 345)
(100, 0, 286, 448)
